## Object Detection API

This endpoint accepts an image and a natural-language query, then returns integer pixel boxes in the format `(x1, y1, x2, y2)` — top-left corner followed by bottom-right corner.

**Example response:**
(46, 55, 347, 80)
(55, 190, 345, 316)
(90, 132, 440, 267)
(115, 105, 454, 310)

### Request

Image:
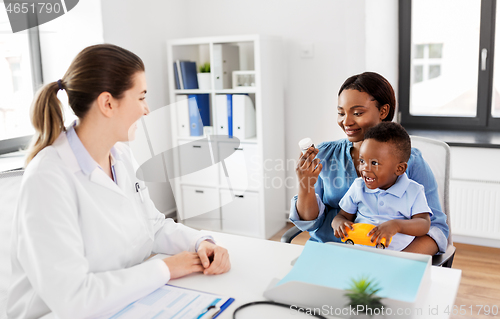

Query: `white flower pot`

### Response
(197, 73, 212, 90)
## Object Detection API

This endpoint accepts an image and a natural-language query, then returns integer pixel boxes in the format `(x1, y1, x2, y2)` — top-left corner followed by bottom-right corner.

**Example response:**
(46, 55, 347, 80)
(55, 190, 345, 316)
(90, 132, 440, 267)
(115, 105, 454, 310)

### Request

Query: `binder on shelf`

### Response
(232, 94, 256, 139)
(173, 61, 182, 90)
(213, 44, 240, 90)
(188, 94, 210, 136)
(215, 95, 229, 135)
(175, 95, 190, 137)
(174, 60, 199, 90)
(227, 94, 233, 137)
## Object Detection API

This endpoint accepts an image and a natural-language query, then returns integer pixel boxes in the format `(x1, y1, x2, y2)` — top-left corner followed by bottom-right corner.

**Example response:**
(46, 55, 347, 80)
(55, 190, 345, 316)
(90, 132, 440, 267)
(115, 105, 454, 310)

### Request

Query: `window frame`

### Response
(399, 0, 500, 131)
(0, 24, 43, 155)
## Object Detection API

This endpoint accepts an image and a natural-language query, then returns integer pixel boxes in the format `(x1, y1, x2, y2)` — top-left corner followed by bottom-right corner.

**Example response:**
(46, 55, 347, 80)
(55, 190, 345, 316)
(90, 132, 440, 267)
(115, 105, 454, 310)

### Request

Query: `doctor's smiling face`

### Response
(115, 71, 150, 141)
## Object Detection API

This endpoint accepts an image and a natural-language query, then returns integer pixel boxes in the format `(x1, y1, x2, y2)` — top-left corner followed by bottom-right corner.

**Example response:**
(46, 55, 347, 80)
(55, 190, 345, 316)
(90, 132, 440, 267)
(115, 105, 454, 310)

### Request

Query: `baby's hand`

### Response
(331, 219, 353, 240)
(368, 220, 401, 247)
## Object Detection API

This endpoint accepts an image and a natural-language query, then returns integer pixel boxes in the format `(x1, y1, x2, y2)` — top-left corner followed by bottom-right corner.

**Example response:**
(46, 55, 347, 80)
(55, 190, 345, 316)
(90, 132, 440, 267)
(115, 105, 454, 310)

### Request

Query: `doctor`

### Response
(7, 44, 230, 319)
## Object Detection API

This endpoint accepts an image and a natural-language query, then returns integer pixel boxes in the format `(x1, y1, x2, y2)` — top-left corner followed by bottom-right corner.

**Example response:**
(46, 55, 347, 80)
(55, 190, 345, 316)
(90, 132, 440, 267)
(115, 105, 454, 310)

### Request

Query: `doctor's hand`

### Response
(197, 241, 231, 275)
(162, 252, 204, 280)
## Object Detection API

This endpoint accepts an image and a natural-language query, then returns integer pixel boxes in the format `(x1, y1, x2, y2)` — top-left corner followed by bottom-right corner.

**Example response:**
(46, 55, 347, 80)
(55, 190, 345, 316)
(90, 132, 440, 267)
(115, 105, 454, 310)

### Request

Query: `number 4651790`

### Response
(444, 305, 499, 316)
(6, 2, 62, 14)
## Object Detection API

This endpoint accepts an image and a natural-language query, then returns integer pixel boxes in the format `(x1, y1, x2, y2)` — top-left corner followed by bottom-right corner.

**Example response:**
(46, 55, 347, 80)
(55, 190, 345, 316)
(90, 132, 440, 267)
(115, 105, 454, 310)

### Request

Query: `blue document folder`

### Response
(278, 241, 428, 303)
(180, 61, 199, 89)
(227, 94, 233, 137)
(188, 94, 210, 136)
(173, 62, 181, 89)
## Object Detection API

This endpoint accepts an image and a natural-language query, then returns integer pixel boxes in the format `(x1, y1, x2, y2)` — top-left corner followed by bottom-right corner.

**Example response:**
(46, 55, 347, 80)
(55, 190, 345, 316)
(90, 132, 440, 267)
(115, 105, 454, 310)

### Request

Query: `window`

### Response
(0, 9, 42, 155)
(491, 1, 500, 118)
(413, 43, 443, 85)
(399, 0, 500, 130)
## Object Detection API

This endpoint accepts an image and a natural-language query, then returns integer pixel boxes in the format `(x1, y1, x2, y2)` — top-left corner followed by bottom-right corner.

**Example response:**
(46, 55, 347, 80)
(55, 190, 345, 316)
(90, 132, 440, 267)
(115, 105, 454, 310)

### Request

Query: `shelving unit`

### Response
(166, 35, 286, 239)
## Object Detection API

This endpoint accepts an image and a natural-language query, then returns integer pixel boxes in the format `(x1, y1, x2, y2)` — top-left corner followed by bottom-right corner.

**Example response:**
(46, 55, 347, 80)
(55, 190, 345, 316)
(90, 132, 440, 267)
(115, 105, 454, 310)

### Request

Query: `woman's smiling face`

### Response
(337, 89, 389, 143)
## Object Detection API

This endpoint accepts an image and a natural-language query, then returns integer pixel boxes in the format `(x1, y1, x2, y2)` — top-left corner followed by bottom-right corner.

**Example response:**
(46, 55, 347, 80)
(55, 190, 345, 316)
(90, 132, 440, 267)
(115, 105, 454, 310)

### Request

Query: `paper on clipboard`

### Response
(107, 284, 234, 319)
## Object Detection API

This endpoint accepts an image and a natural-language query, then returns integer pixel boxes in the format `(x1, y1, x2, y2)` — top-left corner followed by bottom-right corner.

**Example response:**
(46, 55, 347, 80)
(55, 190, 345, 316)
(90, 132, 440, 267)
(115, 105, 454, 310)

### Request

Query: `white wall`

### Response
(100, 0, 399, 214)
(38, 0, 104, 127)
(39, 0, 104, 84)
(365, 0, 399, 97)
(99, 0, 189, 215)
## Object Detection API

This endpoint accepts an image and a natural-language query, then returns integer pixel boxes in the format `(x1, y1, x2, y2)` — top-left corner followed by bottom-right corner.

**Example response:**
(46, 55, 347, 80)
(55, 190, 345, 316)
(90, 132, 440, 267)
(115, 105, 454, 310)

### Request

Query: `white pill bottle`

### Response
(298, 138, 314, 154)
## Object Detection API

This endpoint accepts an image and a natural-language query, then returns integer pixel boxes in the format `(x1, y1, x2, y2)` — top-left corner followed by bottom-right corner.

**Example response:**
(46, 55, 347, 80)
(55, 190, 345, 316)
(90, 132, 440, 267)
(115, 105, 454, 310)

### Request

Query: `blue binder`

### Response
(180, 61, 199, 89)
(173, 62, 181, 89)
(227, 94, 233, 137)
(188, 94, 210, 136)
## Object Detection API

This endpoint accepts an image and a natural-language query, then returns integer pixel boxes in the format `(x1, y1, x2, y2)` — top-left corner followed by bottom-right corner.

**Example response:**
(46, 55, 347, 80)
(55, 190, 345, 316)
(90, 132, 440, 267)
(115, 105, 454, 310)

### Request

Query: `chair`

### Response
(0, 169, 24, 319)
(281, 136, 456, 268)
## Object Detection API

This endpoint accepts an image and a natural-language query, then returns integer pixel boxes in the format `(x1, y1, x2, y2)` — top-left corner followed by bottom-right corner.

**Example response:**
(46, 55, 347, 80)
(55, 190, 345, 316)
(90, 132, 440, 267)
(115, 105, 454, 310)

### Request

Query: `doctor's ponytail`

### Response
(26, 82, 65, 165)
(25, 44, 145, 166)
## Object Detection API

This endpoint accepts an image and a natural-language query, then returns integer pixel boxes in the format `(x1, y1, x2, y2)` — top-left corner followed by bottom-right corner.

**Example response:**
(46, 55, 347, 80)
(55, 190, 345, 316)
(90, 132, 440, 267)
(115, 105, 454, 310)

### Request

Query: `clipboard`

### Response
(108, 284, 234, 319)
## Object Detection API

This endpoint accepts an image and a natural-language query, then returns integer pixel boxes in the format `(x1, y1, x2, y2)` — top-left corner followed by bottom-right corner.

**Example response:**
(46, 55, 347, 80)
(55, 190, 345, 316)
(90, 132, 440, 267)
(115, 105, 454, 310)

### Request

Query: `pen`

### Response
(135, 182, 144, 203)
(209, 308, 221, 318)
(196, 305, 216, 319)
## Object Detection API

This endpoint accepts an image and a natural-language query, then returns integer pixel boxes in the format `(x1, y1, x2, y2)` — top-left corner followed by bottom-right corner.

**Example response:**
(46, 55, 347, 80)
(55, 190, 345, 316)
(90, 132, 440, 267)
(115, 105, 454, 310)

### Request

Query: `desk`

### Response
(163, 232, 462, 319)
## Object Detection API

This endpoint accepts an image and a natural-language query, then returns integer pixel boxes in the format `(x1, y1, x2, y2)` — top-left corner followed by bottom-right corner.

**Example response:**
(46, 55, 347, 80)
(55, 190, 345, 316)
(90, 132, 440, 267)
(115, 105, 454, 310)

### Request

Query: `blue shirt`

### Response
(289, 138, 449, 253)
(339, 173, 432, 251)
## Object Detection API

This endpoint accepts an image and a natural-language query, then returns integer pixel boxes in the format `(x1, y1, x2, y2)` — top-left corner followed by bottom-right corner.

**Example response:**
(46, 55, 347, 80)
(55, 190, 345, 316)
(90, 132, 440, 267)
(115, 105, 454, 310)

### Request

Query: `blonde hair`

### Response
(25, 82, 65, 165)
(25, 44, 145, 166)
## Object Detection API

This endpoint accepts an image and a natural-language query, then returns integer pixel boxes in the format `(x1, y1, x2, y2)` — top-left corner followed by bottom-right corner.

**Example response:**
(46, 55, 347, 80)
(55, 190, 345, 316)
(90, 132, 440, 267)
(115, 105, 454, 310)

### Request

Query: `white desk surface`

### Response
(165, 232, 462, 319)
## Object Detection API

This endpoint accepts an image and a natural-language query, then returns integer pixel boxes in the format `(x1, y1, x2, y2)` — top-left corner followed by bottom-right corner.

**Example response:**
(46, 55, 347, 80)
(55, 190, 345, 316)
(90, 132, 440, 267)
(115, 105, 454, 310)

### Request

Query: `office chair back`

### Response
(0, 169, 24, 319)
(410, 136, 453, 246)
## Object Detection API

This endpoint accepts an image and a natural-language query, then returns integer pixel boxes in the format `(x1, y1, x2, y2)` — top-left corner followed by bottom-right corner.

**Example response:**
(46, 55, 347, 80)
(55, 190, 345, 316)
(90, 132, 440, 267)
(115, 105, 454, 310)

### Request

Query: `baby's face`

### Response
(358, 139, 404, 190)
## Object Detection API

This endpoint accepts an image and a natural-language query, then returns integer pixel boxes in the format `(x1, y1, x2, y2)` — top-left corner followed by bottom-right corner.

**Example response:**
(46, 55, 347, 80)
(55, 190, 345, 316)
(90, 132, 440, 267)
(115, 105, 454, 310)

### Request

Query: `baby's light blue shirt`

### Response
(339, 173, 432, 251)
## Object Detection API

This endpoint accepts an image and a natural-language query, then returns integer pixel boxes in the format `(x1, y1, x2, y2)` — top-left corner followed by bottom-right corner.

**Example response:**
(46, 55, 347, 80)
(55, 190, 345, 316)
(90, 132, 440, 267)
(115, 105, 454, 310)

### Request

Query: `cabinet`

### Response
(166, 35, 286, 239)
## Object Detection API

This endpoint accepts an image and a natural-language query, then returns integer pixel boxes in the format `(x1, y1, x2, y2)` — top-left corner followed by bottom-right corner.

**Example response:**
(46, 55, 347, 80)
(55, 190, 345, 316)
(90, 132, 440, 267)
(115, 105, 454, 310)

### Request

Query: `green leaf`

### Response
(199, 62, 210, 73)
(344, 275, 385, 312)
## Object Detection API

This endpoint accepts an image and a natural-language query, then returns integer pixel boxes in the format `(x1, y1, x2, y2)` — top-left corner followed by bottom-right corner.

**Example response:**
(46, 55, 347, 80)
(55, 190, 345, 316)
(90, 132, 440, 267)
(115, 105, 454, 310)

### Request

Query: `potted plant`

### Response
(197, 62, 211, 90)
(345, 276, 385, 318)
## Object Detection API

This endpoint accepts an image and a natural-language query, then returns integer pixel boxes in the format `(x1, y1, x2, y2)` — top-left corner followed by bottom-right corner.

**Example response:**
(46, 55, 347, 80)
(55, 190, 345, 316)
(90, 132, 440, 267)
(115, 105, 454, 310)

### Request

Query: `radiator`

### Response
(450, 179, 500, 240)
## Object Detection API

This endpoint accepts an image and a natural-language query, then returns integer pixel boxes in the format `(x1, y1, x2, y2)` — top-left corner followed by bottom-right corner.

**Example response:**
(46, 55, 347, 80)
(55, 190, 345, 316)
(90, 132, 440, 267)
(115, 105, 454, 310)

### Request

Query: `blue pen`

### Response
(196, 299, 220, 319)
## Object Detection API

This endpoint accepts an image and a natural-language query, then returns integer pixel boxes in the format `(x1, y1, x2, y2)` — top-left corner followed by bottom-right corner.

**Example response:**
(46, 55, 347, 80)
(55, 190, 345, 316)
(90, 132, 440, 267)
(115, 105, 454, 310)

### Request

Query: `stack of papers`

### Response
(108, 285, 234, 319)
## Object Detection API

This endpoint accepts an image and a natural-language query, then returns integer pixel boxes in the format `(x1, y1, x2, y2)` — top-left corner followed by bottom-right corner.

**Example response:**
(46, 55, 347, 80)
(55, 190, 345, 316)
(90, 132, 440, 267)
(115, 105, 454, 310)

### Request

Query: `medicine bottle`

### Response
(298, 138, 314, 154)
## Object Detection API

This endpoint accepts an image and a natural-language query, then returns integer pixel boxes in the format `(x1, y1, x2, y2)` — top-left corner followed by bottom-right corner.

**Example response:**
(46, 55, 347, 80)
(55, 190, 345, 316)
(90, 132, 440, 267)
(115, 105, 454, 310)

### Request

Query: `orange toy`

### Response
(341, 223, 390, 249)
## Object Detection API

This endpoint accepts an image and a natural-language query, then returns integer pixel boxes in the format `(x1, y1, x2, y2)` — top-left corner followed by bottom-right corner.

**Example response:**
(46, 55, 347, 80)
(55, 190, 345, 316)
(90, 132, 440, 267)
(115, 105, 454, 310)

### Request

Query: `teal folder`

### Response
(277, 241, 428, 303)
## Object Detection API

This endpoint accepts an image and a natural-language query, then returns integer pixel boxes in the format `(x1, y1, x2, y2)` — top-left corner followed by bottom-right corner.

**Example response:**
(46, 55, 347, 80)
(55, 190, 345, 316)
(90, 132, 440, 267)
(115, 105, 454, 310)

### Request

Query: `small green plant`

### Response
(199, 62, 210, 73)
(345, 276, 384, 313)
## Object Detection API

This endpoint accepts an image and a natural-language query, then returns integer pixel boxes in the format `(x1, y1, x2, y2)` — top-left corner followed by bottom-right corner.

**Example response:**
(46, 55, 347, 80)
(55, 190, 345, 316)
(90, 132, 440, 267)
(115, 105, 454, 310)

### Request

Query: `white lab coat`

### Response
(7, 132, 204, 319)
